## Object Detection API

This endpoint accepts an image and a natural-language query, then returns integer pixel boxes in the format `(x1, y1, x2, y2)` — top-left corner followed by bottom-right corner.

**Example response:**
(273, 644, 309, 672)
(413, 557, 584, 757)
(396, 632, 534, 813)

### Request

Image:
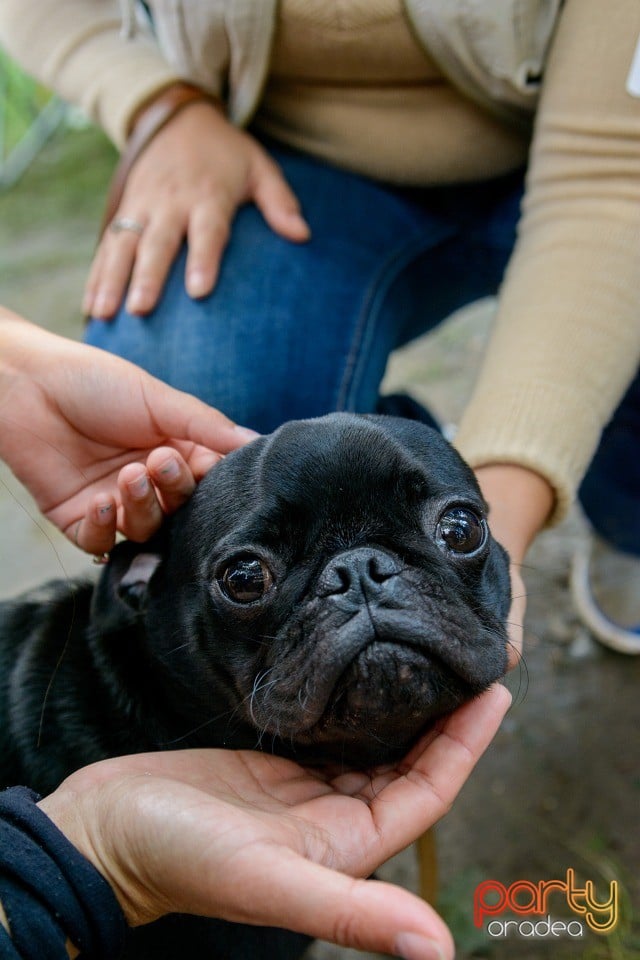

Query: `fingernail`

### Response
(128, 474, 149, 499)
(233, 426, 261, 442)
(96, 503, 114, 524)
(157, 456, 180, 479)
(394, 933, 448, 960)
(94, 292, 113, 316)
(127, 288, 145, 313)
(288, 212, 311, 234)
(187, 269, 209, 298)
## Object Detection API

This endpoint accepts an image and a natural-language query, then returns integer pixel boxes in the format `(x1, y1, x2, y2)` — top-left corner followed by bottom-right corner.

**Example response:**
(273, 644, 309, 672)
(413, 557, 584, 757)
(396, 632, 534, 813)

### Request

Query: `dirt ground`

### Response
(0, 128, 638, 960)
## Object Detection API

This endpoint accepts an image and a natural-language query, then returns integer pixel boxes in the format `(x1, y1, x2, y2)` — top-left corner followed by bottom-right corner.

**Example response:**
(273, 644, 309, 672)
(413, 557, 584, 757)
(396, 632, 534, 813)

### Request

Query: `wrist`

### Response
(0, 310, 30, 403)
(38, 786, 145, 929)
(99, 83, 224, 239)
(0, 312, 60, 392)
(474, 463, 554, 562)
(126, 81, 224, 143)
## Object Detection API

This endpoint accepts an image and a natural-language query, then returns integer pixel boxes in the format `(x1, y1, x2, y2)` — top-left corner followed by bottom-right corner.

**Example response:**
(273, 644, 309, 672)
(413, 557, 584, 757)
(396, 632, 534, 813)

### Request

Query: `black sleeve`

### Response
(0, 787, 127, 959)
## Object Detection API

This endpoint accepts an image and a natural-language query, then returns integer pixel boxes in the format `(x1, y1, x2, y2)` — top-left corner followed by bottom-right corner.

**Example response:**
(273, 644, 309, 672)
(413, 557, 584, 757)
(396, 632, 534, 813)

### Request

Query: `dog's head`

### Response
(94, 414, 510, 767)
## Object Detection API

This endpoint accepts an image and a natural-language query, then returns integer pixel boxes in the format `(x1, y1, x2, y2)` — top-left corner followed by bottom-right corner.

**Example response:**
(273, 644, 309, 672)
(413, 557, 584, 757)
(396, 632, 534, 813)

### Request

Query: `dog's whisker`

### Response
(503, 638, 530, 708)
(293, 677, 321, 717)
(248, 668, 279, 726)
(159, 638, 194, 658)
(218, 667, 288, 749)
(159, 706, 237, 746)
(250, 716, 273, 753)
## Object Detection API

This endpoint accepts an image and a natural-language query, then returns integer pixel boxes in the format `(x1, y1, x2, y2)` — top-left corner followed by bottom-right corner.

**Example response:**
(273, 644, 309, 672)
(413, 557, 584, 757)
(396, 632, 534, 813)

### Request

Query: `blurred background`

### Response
(0, 47, 638, 960)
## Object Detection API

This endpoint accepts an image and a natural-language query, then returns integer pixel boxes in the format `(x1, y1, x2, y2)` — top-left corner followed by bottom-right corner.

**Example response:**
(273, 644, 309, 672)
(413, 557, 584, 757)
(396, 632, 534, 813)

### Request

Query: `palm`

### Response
(40, 687, 509, 955)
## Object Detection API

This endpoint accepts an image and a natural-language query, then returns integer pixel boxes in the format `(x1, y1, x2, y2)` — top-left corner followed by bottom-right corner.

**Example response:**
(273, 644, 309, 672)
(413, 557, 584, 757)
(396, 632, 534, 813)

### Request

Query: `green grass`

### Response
(0, 122, 115, 336)
(0, 123, 116, 230)
(0, 50, 54, 153)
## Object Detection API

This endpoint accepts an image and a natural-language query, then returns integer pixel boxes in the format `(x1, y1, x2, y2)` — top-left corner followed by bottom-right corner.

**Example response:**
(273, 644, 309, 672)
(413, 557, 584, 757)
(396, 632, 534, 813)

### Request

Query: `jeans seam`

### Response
(336, 228, 456, 412)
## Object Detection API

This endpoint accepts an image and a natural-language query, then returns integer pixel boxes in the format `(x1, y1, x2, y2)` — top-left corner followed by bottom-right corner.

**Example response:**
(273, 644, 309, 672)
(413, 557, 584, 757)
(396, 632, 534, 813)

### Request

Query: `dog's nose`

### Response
(317, 547, 402, 598)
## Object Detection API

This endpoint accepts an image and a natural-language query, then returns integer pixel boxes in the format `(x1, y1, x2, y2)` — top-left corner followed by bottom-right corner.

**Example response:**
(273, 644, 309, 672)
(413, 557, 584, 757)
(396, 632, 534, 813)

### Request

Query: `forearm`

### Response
(455, 0, 640, 524)
(0, 308, 30, 409)
(0, 0, 179, 148)
(0, 311, 61, 471)
(474, 464, 553, 563)
(456, 224, 640, 526)
(0, 307, 56, 389)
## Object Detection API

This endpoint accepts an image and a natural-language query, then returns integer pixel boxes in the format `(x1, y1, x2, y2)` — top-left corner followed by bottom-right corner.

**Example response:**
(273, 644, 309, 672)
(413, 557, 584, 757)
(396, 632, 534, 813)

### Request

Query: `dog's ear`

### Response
(89, 537, 164, 632)
(116, 550, 162, 610)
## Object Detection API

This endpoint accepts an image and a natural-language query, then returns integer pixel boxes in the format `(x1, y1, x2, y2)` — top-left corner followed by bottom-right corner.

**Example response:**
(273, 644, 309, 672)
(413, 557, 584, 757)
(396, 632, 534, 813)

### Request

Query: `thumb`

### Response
(208, 849, 453, 960)
(141, 373, 259, 454)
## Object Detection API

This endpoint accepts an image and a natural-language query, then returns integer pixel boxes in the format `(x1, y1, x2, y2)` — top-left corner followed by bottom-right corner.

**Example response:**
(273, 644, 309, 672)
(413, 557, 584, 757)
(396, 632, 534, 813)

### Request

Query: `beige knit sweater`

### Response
(1, 0, 639, 522)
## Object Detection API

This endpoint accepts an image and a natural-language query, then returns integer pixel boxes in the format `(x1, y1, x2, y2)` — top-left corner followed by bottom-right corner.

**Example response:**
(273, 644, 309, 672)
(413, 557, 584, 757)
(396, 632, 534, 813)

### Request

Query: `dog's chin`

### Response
(252, 637, 477, 769)
(241, 599, 507, 768)
(283, 640, 472, 768)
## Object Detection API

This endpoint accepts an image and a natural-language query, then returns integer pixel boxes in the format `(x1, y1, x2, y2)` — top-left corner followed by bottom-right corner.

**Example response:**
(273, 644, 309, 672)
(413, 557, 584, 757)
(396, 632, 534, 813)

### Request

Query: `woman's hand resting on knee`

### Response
(84, 101, 310, 320)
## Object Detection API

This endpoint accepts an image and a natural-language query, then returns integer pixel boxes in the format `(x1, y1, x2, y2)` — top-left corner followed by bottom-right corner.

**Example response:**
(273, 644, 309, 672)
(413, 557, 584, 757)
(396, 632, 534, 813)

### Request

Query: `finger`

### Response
(117, 463, 164, 541)
(181, 443, 225, 481)
(185, 205, 232, 297)
(126, 221, 185, 315)
(140, 374, 260, 454)
(65, 495, 117, 555)
(250, 153, 310, 241)
(356, 686, 511, 858)
(90, 230, 142, 319)
(506, 565, 526, 668)
(146, 446, 220, 514)
(83, 246, 106, 317)
(202, 849, 453, 960)
(404, 682, 510, 773)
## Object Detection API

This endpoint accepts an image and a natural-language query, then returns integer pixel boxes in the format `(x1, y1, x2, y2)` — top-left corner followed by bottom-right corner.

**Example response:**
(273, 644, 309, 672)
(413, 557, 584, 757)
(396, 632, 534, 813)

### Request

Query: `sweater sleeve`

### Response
(0, 787, 127, 959)
(0, 0, 180, 148)
(454, 0, 640, 524)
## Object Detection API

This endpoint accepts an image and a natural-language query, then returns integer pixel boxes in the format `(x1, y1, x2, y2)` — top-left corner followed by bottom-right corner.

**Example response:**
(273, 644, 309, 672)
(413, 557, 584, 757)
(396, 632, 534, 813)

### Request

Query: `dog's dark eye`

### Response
(218, 555, 274, 604)
(436, 507, 487, 556)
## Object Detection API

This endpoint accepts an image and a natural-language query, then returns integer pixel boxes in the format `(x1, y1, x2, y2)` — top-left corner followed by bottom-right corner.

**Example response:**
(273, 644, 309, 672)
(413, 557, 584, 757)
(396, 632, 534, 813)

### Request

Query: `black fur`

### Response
(0, 413, 511, 959)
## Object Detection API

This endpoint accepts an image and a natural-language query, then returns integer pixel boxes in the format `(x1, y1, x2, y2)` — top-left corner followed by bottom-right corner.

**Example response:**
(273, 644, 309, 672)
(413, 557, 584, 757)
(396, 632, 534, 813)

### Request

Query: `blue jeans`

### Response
(85, 138, 637, 554)
(578, 370, 640, 557)
(86, 140, 522, 427)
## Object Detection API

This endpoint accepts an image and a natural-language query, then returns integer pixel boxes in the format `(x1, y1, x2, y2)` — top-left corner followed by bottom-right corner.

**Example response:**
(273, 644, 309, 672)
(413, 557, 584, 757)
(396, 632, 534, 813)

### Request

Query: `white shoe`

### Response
(571, 533, 640, 655)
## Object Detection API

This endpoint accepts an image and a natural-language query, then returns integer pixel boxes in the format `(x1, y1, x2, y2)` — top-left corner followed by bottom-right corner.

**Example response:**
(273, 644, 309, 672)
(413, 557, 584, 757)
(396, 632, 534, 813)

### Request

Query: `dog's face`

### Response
(99, 414, 510, 768)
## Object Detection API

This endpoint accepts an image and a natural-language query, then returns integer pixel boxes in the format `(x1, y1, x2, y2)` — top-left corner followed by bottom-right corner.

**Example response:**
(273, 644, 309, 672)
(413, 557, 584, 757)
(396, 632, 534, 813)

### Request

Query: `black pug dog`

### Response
(0, 413, 511, 960)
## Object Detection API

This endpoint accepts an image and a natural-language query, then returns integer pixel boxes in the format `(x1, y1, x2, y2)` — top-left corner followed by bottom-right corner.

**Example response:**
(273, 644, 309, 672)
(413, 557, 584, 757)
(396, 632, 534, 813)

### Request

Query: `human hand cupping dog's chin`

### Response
(37, 684, 511, 960)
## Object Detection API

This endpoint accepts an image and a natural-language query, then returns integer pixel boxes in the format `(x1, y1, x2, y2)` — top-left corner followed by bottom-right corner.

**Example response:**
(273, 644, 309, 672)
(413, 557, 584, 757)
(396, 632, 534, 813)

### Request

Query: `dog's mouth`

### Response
(307, 606, 487, 721)
(305, 628, 472, 760)
(245, 604, 504, 767)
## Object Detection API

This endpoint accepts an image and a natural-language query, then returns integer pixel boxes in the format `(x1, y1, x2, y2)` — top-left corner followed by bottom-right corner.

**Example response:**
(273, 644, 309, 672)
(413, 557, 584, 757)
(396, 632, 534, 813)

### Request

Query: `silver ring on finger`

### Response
(109, 216, 145, 236)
